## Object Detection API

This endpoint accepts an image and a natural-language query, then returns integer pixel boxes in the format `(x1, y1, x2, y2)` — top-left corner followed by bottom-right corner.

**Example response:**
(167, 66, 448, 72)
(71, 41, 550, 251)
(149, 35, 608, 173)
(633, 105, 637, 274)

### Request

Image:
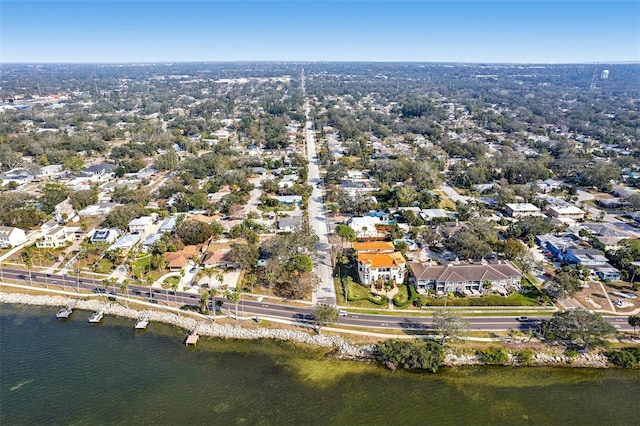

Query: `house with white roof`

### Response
(545, 205, 585, 220)
(347, 216, 381, 239)
(36, 225, 76, 248)
(0, 226, 27, 248)
(90, 228, 121, 244)
(505, 203, 541, 218)
(128, 216, 153, 234)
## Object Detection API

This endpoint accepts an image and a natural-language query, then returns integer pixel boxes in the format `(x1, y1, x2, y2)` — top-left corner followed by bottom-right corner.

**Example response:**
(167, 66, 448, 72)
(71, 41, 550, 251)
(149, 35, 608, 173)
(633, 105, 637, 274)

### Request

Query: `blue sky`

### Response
(1, 1, 638, 63)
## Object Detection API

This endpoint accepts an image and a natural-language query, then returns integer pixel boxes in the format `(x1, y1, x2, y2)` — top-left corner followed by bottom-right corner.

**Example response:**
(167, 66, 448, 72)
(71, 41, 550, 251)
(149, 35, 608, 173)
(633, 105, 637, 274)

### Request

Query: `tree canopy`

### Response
(375, 340, 445, 373)
(542, 308, 616, 350)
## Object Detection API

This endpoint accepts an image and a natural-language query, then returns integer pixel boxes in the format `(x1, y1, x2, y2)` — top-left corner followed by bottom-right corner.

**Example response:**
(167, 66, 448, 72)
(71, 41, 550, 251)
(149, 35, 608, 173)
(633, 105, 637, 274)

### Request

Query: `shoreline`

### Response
(0, 291, 622, 369)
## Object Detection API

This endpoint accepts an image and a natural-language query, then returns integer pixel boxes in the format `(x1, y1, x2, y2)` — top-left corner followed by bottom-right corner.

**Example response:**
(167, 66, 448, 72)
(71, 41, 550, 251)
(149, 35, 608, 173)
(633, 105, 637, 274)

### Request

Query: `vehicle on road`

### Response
(338, 310, 347, 316)
(516, 316, 531, 322)
(294, 313, 314, 321)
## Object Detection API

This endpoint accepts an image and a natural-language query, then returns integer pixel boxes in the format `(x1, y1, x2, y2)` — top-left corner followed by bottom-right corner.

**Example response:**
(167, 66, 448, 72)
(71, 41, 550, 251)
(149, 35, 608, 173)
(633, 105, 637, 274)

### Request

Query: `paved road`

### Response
(440, 182, 469, 205)
(303, 78, 336, 305)
(1, 267, 634, 332)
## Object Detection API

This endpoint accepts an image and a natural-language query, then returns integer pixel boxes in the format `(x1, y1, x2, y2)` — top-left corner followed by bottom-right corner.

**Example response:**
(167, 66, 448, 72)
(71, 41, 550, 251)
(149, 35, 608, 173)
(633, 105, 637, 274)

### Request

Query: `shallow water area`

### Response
(2, 303, 639, 425)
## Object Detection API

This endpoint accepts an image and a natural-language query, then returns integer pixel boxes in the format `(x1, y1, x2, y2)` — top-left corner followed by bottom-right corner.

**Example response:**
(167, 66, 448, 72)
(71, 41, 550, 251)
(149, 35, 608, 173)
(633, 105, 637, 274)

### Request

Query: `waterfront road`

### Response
(1, 267, 634, 332)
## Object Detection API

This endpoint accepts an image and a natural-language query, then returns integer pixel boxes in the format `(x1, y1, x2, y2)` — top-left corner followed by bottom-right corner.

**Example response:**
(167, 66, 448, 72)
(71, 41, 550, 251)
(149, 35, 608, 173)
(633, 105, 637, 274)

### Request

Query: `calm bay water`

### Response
(1, 303, 639, 425)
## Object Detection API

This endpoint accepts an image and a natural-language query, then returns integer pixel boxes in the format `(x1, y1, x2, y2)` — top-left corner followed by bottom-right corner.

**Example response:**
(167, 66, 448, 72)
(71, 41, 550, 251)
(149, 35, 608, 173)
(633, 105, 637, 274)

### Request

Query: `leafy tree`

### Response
(314, 304, 339, 332)
(629, 315, 640, 337)
(63, 156, 85, 173)
(286, 254, 313, 274)
(102, 205, 147, 230)
(334, 224, 355, 242)
(443, 229, 492, 260)
(502, 238, 526, 261)
(375, 340, 445, 373)
(176, 220, 222, 245)
(542, 308, 616, 350)
(432, 309, 469, 346)
(544, 267, 582, 300)
(39, 183, 69, 214)
(228, 243, 259, 270)
(69, 189, 98, 211)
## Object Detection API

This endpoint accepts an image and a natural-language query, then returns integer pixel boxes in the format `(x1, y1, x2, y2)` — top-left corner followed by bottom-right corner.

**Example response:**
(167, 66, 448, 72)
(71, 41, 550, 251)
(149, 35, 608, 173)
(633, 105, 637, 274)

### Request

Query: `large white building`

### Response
(346, 216, 381, 239)
(357, 251, 406, 285)
(0, 226, 27, 248)
(505, 203, 541, 218)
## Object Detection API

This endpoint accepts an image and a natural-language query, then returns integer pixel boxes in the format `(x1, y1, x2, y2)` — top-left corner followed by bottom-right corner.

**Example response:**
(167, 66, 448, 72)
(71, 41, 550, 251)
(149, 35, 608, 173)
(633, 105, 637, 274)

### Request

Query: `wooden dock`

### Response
(88, 309, 104, 324)
(135, 310, 151, 329)
(185, 324, 200, 346)
(56, 300, 77, 319)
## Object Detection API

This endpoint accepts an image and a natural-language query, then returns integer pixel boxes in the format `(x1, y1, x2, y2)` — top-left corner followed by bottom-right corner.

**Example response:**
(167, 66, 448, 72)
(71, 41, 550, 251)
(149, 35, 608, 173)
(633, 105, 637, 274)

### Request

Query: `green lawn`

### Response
(94, 259, 114, 274)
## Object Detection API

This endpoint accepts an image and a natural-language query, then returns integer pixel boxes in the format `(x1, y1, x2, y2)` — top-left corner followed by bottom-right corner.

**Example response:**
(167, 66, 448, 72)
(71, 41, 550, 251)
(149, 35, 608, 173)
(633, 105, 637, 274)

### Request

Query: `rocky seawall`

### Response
(0, 292, 617, 368)
(0, 292, 375, 360)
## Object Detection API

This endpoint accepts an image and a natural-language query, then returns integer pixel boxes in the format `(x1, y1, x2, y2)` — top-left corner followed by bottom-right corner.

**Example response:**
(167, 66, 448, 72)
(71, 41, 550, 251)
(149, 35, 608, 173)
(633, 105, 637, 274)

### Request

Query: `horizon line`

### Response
(2, 60, 639, 66)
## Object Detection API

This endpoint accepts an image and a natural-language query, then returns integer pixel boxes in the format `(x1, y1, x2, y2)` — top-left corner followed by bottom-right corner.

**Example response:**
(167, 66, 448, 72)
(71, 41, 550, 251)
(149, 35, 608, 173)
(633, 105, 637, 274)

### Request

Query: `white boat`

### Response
(88, 310, 104, 323)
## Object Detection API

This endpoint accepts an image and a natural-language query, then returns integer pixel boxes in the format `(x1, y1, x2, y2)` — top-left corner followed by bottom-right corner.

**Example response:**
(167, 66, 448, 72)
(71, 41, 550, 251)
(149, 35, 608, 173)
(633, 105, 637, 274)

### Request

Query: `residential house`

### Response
(78, 202, 118, 217)
(164, 252, 190, 270)
(128, 216, 153, 234)
(278, 174, 298, 190)
(274, 195, 302, 206)
(141, 233, 163, 252)
(90, 228, 121, 244)
(158, 216, 177, 233)
(277, 215, 302, 232)
(594, 266, 622, 281)
(80, 163, 117, 177)
(109, 234, 140, 251)
(535, 233, 582, 257)
(352, 241, 395, 253)
(347, 216, 381, 239)
(0, 226, 27, 248)
(564, 249, 608, 266)
(54, 198, 78, 223)
(0, 168, 35, 185)
(357, 251, 406, 285)
(36, 225, 75, 248)
(420, 209, 455, 221)
(201, 249, 235, 269)
(582, 223, 630, 248)
(165, 245, 200, 270)
(545, 205, 585, 220)
(505, 203, 541, 218)
(611, 185, 632, 198)
(408, 261, 522, 294)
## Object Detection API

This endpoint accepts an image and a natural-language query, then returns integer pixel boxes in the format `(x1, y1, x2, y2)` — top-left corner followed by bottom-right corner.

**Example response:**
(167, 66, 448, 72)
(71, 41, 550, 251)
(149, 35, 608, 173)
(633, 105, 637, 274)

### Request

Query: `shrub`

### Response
(607, 350, 638, 368)
(375, 340, 445, 373)
(516, 348, 535, 365)
(476, 347, 510, 365)
(393, 284, 418, 308)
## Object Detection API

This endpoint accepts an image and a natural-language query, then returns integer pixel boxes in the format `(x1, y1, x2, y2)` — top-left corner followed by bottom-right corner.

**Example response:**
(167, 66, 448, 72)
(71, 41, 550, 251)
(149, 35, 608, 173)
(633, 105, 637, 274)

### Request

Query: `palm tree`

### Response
(199, 291, 210, 314)
(120, 280, 130, 308)
(216, 273, 224, 288)
(224, 288, 241, 319)
(171, 281, 179, 303)
(210, 288, 219, 318)
(204, 267, 216, 288)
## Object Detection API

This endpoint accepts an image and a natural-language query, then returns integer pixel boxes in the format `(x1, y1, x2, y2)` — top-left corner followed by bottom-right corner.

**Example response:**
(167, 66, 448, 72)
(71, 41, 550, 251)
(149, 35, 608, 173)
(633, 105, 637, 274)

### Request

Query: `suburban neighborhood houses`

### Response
(0, 62, 638, 323)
